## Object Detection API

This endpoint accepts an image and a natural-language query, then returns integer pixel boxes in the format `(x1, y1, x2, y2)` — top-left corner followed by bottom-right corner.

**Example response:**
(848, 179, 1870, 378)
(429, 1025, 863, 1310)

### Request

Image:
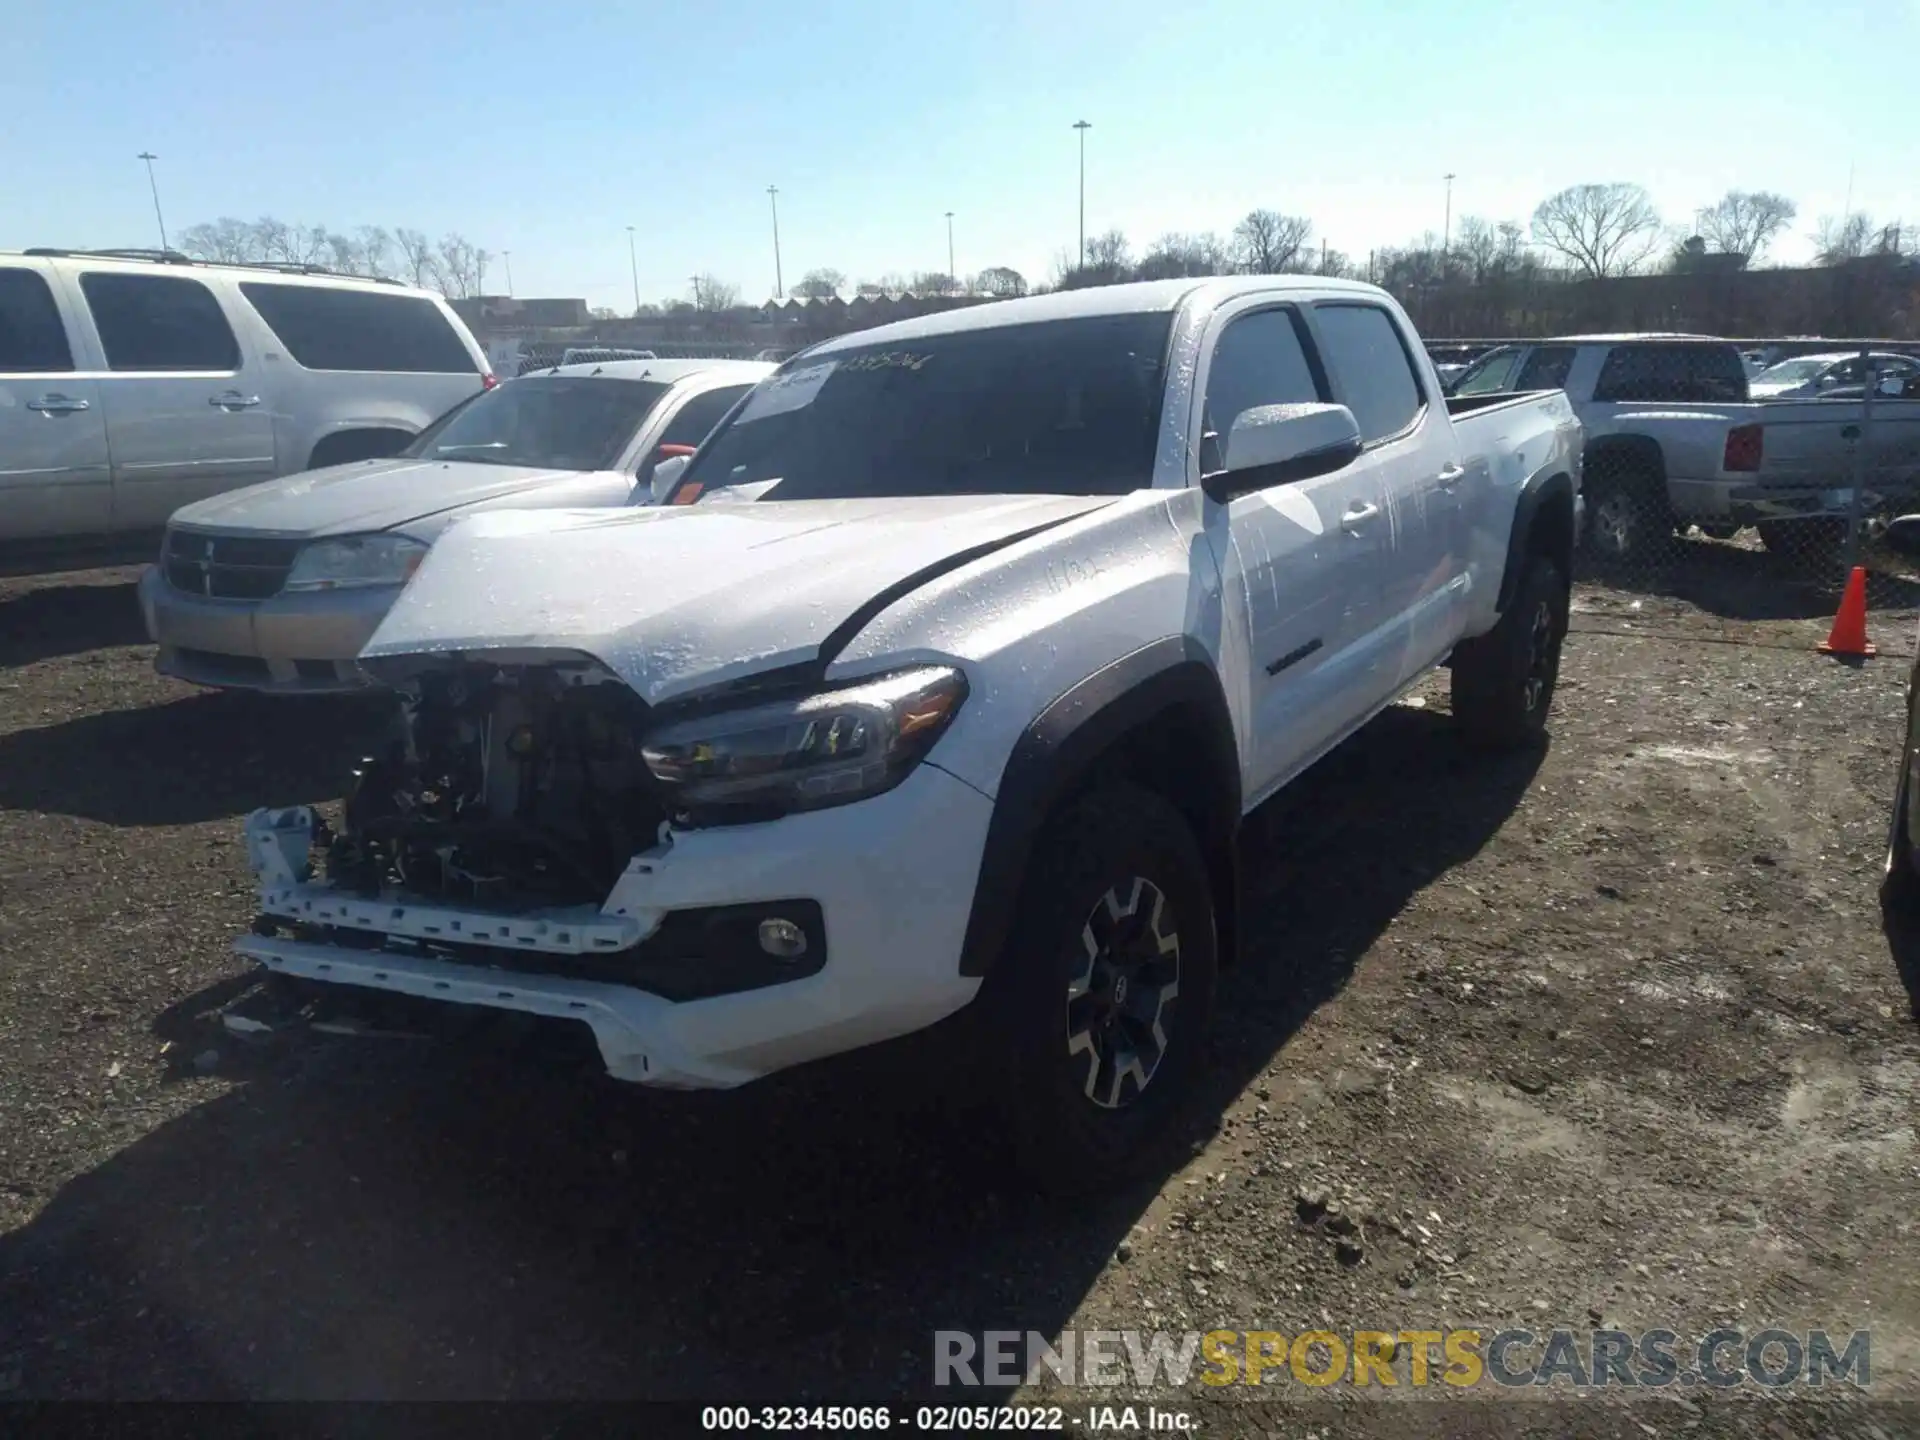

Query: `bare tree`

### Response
(791, 268, 846, 299)
(1814, 212, 1912, 264)
(178, 217, 261, 264)
(1086, 229, 1131, 271)
(911, 271, 960, 296)
(429, 235, 488, 298)
(1137, 232, 1227, 280)
(1698, 190, 1797, 264)
(387, 228, 432, 288)
(1313, 246, 1353, 279)
(353, 226, 395, 279)
(1530, 183, 1663, 279)
(691, 274, 739, 311)
(1231, 210, 1313, 274)
(973, 266, 1028, 298)
(1453, 216, 1501, 281)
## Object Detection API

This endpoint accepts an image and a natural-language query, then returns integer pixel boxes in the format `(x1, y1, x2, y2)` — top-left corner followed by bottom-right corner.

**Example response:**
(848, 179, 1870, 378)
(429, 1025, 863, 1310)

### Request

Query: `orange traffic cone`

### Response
(1819, 565, 1876, 657)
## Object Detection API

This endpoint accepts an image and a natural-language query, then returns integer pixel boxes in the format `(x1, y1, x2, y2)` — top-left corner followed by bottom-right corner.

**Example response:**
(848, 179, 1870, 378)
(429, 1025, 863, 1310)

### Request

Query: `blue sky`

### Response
(8, 0, 1917, 311)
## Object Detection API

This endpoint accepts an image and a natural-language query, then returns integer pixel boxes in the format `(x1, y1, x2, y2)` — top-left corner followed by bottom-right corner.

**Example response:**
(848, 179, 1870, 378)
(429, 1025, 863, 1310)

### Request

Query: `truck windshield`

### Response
(676, 312, 1175, 501)
(406, 376, 672, 470)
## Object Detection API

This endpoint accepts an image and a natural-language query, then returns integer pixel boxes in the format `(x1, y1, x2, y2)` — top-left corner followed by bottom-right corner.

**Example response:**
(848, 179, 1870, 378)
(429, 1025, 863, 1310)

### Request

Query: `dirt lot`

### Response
(3, 562, 1920, 1436)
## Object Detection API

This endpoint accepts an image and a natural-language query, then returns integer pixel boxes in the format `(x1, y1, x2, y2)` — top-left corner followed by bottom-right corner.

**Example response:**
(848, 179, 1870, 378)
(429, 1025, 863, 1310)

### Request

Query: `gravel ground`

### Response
(3, 562, 1920, 1438)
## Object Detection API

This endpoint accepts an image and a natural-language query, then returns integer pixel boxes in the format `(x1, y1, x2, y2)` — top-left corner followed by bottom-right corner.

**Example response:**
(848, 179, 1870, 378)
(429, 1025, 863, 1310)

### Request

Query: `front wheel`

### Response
(1885, 693, 1920, 910)
(987, 784, 1218, 1195)
(1450, 554, 1569, 751)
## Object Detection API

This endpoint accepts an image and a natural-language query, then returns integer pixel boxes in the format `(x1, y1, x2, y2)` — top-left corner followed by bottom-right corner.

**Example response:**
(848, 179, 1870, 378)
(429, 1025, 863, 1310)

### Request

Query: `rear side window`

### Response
(0, 268, 73, 373)
(239, 282, 479, 374)
(1202, 308, 1324, 472)
(80, 272, 240, 372)
(1515, 346, 1577, 391)
(1593, 344, 1749, 403)
(1314, 303, 1425, 443)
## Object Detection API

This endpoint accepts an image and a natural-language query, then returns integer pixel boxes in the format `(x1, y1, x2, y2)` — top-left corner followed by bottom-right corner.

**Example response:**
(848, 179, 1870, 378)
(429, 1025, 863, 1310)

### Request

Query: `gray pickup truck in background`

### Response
(1449, 335, 1920, 560)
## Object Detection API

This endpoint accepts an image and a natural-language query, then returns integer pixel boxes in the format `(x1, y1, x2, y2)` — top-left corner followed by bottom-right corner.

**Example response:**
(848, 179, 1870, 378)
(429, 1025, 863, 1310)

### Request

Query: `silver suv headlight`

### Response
(283, 534, 429, 592)
(640, 666, 968, 819)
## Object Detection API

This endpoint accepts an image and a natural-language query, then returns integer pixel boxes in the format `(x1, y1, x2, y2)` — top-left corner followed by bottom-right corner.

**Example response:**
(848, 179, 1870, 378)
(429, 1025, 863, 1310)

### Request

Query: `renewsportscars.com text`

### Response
(935, 1327, 1871, 1391)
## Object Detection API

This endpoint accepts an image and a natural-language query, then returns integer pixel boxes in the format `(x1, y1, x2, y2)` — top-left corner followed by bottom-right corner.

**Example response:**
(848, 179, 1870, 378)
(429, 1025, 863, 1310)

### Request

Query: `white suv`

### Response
(0, 248, 492, 559)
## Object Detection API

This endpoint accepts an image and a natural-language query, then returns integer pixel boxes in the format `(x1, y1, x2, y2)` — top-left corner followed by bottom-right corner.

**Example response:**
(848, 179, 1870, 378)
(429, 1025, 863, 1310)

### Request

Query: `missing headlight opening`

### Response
(325, 662, 667, 909)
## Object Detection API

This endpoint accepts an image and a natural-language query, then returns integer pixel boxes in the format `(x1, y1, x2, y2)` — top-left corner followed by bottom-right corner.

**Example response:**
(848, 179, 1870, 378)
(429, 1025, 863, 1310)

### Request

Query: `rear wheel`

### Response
(987, 784, 1217, 1195)
(1450, 554, 1569, 751)
(1583, 480, 1666, 562)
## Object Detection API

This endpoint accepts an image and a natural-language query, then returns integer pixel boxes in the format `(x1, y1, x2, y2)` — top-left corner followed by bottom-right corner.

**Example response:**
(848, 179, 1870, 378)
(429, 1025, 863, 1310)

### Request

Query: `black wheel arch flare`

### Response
(956, 636, 1244, 979)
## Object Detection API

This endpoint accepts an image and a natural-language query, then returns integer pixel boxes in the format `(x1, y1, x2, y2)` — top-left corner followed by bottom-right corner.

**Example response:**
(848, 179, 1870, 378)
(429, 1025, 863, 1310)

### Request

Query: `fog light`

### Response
(758, 917, 809, 960)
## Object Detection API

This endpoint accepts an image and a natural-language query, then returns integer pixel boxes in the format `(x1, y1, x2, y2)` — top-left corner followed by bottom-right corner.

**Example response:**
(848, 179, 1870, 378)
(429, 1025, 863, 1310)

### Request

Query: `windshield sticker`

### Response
(736, 361, 838, 423)
(839, 350, 933, 374)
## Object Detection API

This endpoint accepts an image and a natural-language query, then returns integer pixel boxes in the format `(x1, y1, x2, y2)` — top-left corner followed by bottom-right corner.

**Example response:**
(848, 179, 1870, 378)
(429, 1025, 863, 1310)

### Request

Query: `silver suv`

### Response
(0, 248, 491, 560)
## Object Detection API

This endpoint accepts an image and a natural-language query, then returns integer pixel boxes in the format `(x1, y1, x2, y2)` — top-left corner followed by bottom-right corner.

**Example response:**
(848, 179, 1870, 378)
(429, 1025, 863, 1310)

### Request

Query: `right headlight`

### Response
(640, 666, 968, 819)
(283, 534, 429, 593)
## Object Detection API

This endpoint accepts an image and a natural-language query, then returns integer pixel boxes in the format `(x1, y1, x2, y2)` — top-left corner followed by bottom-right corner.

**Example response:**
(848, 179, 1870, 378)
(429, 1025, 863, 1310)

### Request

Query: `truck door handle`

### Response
(28, 393, 90, 414)
(1341, 501, 1380, 533)
(210, 391, 262, 409)
(1437, 463, 1466, 490)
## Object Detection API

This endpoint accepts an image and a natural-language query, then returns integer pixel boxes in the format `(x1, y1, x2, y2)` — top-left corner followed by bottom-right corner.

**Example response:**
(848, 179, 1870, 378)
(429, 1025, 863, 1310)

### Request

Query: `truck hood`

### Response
(168, 458, 623, 537)
(360, 494, 1115, 704)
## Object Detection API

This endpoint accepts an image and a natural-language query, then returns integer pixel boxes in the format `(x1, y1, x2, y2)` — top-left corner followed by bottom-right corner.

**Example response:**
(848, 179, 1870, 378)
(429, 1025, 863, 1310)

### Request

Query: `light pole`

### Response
(626, 227, 640, 315)
(1073, 121, 1092, 267)
(767, 186, 784, 298)
(502, 250, 514, 296)
(137, 152, 168, 251)
(945, 211, 955, 282)
(1442, 172, 1456, 258)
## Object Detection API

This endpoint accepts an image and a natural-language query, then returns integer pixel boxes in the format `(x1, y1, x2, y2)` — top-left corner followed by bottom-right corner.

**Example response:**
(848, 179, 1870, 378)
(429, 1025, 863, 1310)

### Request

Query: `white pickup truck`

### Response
(232, 277, 1582, 1191)
(1449, 335, 1920, 560)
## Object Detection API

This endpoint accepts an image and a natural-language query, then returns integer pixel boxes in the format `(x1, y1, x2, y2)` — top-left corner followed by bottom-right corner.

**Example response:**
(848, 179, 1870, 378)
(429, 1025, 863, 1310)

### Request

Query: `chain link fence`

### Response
(1495, 345, 1920, 660)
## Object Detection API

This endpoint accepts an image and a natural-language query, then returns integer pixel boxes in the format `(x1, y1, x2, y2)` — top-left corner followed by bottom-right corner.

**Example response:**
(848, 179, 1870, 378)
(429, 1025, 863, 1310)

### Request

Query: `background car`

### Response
(1749, 351, 1920, 399)
(0, 248, 492, 564)
(138, 358, 772, 693)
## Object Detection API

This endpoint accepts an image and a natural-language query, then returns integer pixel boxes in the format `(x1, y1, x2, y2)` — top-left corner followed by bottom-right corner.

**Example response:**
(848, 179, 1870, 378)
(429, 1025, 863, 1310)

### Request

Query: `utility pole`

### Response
(1073, 120, 1092, 267)
(503, 250, 514, 296)
(137, 152, 168, 251)
(945, 211, 955, 282)
(1442, 172, 1456, 258)
(626, 227, 640, 315)
(768, 186, 784, 298)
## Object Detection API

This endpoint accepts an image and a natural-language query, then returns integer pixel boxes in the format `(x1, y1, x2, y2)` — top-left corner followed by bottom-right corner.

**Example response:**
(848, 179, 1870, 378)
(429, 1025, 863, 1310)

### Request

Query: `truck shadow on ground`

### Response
(0, 705, 1540, 1401)
(1573, 535, 1920, 624)
(0, 578, 148, 669)
(0, 691, 392, 827)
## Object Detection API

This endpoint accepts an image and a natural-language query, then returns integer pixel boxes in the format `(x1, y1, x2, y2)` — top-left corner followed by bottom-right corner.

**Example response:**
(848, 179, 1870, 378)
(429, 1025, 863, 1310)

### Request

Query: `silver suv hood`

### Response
(169, 457, 628, 537)
(360, 494, 1114, 704)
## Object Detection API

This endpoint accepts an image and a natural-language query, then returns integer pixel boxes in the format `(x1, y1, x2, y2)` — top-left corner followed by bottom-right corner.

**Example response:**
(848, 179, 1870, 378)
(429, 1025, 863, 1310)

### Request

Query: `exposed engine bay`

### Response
(323, 663, 666, 908)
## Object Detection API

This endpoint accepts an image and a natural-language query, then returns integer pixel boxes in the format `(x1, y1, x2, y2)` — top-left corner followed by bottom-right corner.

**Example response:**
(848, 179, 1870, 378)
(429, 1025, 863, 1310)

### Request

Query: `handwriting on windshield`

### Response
(840, 351, 933, 374)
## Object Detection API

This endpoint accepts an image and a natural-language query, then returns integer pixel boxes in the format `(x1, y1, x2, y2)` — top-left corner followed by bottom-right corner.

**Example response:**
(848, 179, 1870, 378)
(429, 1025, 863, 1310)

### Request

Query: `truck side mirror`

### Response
(649, 454, 692, 505)
(1201, 403, 1364, 504)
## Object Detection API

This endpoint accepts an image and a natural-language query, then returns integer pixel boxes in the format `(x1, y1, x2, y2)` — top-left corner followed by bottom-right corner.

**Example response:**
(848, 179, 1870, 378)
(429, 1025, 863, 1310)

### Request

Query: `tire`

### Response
(1450, 554, 1569, 751)
(985, 784, 1218, 1196)
(1583, 480, 1664, 562)
(1885, 693, 1920, 910)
